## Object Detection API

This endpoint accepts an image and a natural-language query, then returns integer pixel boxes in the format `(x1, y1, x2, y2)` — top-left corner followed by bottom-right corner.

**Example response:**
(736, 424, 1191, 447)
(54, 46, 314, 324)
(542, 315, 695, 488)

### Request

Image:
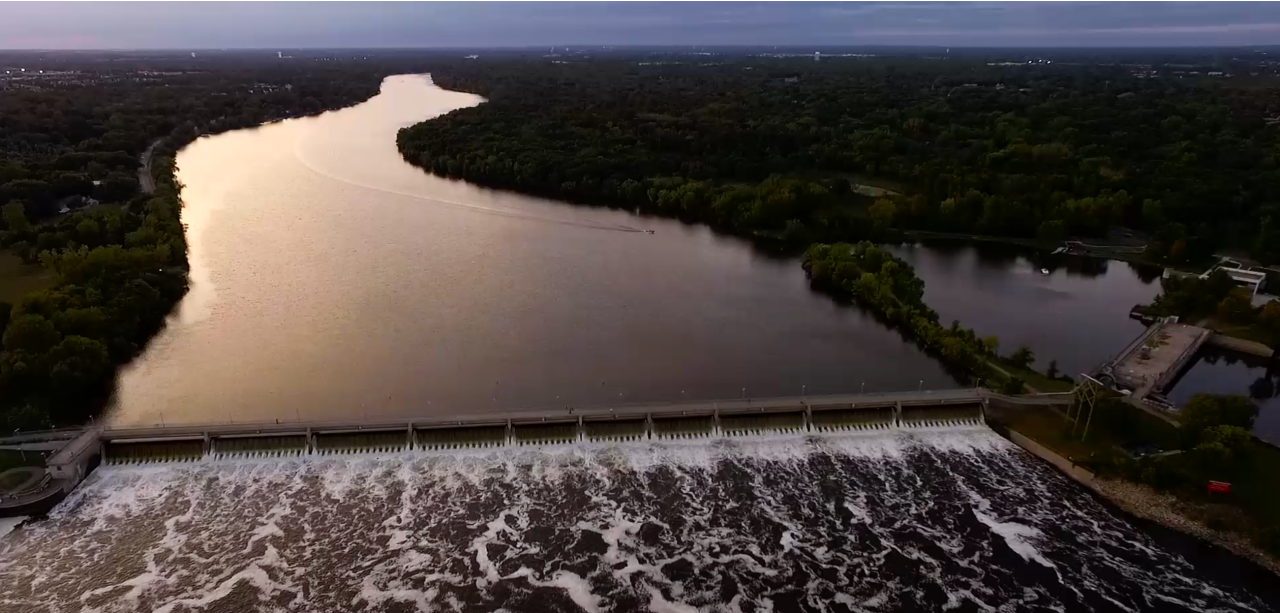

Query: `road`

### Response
(138, 139, 162, 194)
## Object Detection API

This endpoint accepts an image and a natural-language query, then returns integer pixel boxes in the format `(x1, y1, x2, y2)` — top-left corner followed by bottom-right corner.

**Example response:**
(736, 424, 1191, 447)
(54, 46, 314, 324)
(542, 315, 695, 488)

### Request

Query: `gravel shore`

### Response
(1094, 477, 1280, 576)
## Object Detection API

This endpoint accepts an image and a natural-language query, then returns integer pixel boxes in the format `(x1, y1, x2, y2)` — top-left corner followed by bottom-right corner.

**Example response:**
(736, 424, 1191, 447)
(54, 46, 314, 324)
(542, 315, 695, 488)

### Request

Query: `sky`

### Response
(2, 2, 1280, 50)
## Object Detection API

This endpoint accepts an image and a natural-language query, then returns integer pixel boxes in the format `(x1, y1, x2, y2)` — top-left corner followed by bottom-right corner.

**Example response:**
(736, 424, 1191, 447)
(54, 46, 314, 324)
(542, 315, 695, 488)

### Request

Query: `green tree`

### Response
(1257, 301, 1280, 346)
(1001, 376, 1027, 395)
(868, 198, 897, 229)
(982, 335, 1000, 355)
(1216, 288, 1256, 325)
(3, 201, 30, 233)
(2, 314, 60, 353)
(46, 335, 112, 401)
(1008, 345, 1035, 369)
(4, 403, 50, 431)
(1180, 394, 1258, 442)
(1046, 359, 1060, 379)
(1194, 425, 1252, 469)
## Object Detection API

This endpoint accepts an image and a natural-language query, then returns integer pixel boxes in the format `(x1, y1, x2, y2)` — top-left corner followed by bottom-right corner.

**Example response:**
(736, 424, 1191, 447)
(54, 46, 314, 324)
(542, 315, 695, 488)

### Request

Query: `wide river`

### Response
(107, 75, 1165, 426)
(5, 75, 1277, 613)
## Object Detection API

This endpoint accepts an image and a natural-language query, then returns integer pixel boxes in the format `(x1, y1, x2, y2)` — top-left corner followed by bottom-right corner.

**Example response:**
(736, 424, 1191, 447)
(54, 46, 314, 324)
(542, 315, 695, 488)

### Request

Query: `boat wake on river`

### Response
(291, 134, 649, 236)
(0, 428, 1267, 612)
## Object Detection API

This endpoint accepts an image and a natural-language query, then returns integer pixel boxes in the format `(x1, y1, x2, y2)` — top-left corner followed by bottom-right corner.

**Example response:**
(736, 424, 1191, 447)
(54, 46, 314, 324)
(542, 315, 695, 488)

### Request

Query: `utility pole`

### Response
(1071, 375, 1105, 440)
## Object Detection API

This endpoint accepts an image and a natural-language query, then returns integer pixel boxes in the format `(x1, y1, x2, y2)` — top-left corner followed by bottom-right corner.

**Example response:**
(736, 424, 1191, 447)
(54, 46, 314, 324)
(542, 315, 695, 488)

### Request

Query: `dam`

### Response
(39, 389, 1014, 471)
(1, 391, 1271, 613)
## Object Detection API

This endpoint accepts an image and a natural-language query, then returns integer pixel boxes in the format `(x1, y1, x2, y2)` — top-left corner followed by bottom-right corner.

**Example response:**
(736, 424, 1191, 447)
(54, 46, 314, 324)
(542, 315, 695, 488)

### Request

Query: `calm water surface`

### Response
(1168, 348, 1280, 445)
(109, 75, 954, 426)
(890, 242, 1162, 379)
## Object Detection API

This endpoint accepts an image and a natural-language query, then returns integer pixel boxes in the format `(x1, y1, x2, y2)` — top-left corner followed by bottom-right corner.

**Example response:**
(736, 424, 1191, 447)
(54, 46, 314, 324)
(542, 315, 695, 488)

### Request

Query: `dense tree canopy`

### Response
(400, 55, 1280, 263)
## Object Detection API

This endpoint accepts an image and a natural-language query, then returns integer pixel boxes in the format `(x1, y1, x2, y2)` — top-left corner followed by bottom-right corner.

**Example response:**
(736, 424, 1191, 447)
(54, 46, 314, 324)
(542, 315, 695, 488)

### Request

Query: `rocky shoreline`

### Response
(1094, 477, 1280, 577)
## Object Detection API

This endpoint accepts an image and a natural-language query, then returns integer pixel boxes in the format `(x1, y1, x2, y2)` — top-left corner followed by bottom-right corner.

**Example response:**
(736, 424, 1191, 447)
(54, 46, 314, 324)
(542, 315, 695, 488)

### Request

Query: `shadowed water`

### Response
(0, 430, 1268, 612)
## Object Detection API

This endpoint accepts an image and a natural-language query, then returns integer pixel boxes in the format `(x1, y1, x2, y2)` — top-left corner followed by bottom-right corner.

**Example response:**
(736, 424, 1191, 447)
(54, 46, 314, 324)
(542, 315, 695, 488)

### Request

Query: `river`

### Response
(107, 74, 958, 427)
(108, 75, 1172, 427)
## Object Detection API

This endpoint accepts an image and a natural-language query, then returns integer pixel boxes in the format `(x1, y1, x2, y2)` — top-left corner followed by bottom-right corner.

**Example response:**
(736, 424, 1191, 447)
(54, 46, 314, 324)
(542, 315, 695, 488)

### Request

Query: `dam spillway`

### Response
(91, 391, 994, 465)
(2, 419, 1270, 613)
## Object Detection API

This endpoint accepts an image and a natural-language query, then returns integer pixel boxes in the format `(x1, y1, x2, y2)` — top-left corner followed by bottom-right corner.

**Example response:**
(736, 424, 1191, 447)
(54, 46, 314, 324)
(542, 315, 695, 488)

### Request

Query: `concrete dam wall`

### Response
(96, 391, 994, 465)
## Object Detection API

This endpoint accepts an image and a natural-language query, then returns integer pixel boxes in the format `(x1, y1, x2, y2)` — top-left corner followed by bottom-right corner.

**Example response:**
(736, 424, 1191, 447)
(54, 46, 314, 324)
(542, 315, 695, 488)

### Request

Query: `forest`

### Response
(0, 52, 414, 428)
(400, 55, 1280, 264)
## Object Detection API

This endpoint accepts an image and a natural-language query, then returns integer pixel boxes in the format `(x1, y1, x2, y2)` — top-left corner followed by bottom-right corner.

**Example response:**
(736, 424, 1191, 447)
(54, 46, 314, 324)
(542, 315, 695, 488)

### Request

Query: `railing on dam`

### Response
(87, 388, 1049, 465)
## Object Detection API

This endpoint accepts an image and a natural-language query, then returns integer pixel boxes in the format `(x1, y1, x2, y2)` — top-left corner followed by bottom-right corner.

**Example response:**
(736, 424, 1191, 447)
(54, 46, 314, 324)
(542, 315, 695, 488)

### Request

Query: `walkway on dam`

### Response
(94, 387, 1068, 441)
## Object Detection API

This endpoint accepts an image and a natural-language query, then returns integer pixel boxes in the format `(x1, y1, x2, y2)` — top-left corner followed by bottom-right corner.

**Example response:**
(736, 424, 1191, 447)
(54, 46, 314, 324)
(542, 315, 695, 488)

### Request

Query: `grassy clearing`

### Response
(998, 407, 1105, 460)
(1010, 364, 1077, 393)
(0, 249, 53, 305)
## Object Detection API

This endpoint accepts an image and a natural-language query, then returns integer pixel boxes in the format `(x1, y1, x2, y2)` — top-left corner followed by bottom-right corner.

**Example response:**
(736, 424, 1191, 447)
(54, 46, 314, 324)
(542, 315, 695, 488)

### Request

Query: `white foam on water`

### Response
(358, 574, 439, 613)
(539, 570, 603, 613)
(1, 427, 1268, 613)
(965, 488, 1056, 570)
(646, 584, 701, 613)
(149, 564, 282, 613)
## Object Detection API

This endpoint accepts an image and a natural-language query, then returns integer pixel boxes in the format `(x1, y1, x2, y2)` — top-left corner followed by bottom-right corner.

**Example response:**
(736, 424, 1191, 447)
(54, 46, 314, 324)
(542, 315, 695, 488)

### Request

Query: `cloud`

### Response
(2, 2, 1278, 49)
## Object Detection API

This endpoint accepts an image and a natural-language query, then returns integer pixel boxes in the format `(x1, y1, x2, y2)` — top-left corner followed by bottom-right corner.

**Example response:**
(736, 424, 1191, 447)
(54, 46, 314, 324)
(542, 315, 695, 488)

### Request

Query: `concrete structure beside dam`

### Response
(1098, 316, 1274, 413)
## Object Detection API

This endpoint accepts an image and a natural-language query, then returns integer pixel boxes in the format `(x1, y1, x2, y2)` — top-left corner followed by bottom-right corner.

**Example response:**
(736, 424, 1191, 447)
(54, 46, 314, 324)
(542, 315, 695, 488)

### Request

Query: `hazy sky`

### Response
(3, 2, 1280, 49)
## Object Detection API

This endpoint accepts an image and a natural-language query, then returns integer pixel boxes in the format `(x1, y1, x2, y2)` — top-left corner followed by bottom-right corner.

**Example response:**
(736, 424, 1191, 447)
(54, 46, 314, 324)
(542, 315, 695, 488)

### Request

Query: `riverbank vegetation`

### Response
(0, 52, 409, 428)
(401, 52, 1280, 265)
(996, 390, 1280, 561)
(1146, 270, 1280, 348)
(1080, 394, 1280, 559)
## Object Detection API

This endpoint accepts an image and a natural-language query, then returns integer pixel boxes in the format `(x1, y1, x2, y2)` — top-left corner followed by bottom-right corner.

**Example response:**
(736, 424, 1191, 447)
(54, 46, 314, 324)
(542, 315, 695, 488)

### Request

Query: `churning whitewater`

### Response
(0, 429, 1266, 613)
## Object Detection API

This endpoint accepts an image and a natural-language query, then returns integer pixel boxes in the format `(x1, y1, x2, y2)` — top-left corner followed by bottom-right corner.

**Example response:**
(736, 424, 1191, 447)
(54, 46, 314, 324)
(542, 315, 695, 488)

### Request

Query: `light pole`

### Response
(741, 387, 746, 399)
(860, 382, 865, 395)
(801, 384, 806, 397)
(918, 379, 924, 392)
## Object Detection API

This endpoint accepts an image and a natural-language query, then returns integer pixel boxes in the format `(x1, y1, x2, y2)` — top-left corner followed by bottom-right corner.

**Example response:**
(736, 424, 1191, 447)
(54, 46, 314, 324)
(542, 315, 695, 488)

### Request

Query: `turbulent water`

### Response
(0, 429, 1267, 613)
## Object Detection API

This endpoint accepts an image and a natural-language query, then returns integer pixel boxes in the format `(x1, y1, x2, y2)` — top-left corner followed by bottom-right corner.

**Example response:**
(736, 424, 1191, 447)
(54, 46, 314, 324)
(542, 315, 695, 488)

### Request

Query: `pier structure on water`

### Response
(1098, 315, 1274, 413)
